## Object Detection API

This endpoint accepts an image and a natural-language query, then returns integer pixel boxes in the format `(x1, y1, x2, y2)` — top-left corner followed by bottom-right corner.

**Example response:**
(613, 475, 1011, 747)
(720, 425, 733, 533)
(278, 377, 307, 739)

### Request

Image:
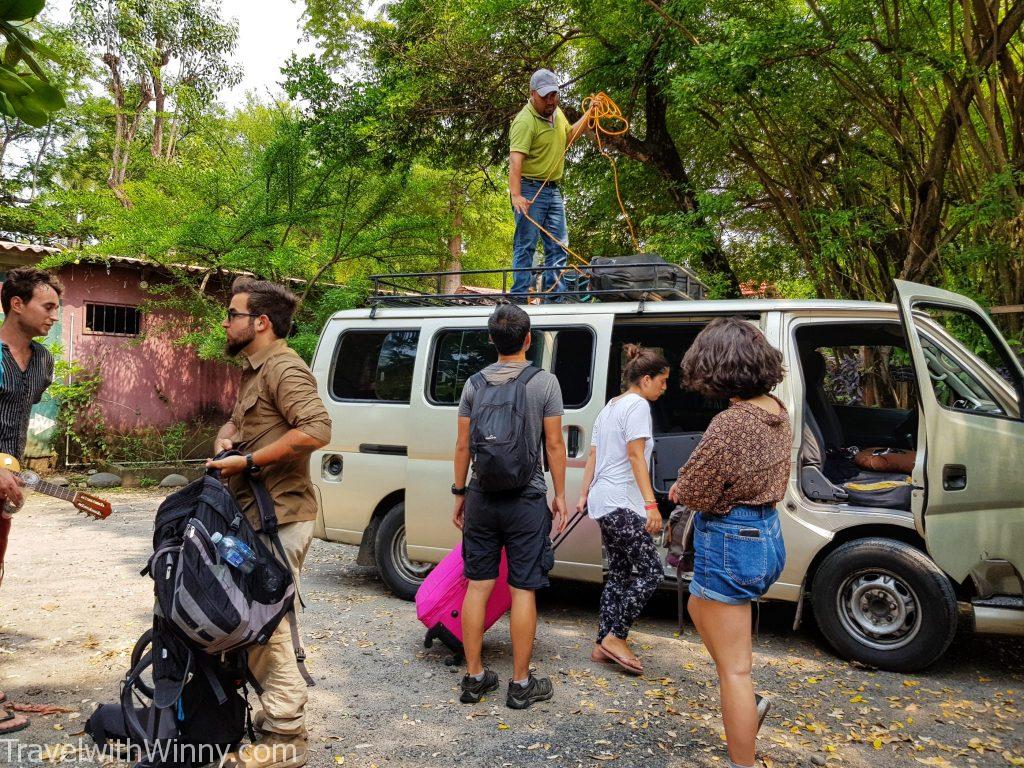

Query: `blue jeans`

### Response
(511, 178, 568, 299)
(689, 505, 786, 605)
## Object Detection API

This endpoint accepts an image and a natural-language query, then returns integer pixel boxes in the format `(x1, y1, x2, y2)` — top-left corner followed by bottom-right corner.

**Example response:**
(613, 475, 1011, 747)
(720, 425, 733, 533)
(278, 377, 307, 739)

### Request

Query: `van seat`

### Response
(801, 407, 912, 510)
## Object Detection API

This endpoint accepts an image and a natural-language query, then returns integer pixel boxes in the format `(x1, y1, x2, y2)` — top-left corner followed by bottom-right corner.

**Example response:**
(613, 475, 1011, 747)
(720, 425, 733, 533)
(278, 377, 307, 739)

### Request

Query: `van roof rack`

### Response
(368, 264, 706, 308)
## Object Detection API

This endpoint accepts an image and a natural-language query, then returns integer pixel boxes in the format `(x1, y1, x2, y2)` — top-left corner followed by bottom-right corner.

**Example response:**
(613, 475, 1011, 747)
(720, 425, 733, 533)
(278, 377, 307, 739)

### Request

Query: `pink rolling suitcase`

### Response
(416, 510, 587, 664)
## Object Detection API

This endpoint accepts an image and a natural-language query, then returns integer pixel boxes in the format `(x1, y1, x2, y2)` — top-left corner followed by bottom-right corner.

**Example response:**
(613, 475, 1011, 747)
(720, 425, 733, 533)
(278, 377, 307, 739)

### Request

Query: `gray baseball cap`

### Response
(530, 68, 560, 97)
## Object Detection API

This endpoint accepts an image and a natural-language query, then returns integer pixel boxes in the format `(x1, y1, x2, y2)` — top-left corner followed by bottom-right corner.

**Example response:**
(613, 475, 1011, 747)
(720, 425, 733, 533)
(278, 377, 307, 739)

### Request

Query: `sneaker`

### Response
(755, 694, 772, 733)
(506, 674, 554, 710)
(460, 669, 499, 703)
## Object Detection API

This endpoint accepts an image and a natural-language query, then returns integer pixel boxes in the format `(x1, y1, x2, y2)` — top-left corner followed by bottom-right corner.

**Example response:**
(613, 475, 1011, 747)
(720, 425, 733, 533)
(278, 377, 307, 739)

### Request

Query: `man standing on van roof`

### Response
(509, 68, 593, 301)
(452, 303, 568, 708)
(207, 279, 331, 768)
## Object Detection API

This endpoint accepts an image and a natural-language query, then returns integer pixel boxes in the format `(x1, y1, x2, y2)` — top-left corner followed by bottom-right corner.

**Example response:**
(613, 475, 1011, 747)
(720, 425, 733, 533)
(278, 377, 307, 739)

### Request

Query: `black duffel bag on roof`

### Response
(588, 253, 702, 301)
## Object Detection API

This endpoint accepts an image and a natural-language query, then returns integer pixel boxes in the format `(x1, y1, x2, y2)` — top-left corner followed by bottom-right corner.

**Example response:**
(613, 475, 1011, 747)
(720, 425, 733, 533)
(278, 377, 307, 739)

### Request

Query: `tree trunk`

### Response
(150, 45, 170, 159)
(444, 204, 464, 294)
(103, 50, 152, 209)
(598, 76, 741, 297)
(901, 0, 1024, 282)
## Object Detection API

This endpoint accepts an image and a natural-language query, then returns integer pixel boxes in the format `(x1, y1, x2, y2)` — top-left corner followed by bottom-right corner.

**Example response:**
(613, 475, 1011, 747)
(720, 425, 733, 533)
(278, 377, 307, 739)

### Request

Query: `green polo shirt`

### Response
(509, 102, 573, 182)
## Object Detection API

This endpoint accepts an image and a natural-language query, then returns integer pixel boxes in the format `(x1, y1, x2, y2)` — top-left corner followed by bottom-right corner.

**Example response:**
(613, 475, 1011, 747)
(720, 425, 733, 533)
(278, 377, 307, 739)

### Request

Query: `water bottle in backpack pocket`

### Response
(210, 531, 256, 574)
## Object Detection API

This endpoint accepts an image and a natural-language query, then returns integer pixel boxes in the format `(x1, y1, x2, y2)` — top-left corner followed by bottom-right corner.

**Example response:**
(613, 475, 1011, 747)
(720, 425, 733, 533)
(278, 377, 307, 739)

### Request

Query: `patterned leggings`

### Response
(597, 508, 665, 642)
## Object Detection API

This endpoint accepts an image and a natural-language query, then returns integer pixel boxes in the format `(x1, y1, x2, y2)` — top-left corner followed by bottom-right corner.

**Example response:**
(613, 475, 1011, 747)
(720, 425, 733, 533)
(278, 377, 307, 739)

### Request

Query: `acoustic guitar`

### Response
(0, 453, 111, 520)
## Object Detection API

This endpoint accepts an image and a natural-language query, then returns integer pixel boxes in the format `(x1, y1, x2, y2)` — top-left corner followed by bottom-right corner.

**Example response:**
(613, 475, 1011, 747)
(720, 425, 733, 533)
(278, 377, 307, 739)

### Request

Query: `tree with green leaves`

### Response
(71, 0, 239, 206)
(0, 0, 65, 128)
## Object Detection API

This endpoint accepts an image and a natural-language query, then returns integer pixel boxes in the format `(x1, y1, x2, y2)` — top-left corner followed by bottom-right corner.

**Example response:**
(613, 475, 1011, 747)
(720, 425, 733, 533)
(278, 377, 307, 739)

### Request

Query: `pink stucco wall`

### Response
(56, 264, 239, 432)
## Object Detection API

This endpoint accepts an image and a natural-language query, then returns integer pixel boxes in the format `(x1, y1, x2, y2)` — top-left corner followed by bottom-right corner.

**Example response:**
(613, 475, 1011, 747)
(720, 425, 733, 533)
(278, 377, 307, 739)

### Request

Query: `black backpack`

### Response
(144, 457, 312, 683)
(147, 471, 293, 655)
(85, 625, 248, 768)
(83, 460, 314, 767)
(468, 365, 543, 491)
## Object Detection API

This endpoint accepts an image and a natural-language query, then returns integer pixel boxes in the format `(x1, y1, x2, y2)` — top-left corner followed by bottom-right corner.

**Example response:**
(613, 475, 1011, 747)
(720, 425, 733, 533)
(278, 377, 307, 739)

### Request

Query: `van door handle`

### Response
(566, 426, 582, 458)
(942, 464, 967, 491)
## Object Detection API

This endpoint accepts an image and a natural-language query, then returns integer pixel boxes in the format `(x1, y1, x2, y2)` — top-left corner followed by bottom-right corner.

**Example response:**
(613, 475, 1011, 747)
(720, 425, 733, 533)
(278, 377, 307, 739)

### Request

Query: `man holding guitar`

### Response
(0, 266, 62, 736)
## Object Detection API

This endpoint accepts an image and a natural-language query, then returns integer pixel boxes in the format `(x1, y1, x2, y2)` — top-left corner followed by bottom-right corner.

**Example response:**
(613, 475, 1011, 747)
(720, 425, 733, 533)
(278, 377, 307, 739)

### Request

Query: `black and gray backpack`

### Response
(468, 365, 542, 491)
(85, 458, 314, 767)
(147, 465, 300, 659)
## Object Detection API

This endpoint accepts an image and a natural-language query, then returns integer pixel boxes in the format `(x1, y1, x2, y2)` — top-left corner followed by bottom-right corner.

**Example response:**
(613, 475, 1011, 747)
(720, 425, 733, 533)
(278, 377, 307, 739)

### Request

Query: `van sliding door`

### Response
(404, 312, 614, 583)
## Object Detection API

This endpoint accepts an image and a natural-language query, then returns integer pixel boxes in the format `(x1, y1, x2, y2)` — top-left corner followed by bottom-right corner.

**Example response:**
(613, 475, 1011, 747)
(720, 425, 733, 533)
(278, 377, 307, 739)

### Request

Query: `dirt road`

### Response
(1, 490, 1021, 767)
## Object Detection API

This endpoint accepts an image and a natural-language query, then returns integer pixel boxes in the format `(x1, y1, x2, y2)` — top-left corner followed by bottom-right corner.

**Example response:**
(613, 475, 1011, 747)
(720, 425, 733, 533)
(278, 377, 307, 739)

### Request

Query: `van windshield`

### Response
(912, 308, 1021, 418)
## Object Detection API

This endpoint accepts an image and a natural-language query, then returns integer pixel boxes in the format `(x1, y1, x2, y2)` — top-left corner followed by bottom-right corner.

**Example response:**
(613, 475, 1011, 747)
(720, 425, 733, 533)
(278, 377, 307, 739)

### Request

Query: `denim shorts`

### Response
(689, 504, 786, 605)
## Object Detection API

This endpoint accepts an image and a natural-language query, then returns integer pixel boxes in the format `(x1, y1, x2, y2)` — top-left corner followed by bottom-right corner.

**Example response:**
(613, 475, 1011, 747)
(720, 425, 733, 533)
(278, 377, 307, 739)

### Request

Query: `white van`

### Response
(308, 280, 1024, 672)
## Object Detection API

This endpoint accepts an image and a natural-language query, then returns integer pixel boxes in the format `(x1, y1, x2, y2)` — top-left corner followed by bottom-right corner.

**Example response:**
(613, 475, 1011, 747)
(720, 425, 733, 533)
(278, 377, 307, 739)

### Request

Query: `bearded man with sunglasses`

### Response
(207, 278, 331, 768)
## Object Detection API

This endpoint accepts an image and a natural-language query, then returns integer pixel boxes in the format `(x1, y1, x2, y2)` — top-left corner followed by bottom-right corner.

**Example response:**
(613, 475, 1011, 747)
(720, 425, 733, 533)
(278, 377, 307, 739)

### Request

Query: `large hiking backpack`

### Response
(85, 625, 248, 768)
(146, 459, 308, 666)
(469, 365, 543, 492)
(84, 460, 314, 767)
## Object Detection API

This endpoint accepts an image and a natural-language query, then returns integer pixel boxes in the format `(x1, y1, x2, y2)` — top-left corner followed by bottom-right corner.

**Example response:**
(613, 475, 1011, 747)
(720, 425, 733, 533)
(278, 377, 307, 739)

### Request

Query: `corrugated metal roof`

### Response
(0, 240, 62, 256)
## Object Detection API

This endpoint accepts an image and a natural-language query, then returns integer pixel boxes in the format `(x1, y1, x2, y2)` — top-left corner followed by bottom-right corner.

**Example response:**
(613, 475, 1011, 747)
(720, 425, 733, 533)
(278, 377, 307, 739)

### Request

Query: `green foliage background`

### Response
(4, 0, 1024, 359)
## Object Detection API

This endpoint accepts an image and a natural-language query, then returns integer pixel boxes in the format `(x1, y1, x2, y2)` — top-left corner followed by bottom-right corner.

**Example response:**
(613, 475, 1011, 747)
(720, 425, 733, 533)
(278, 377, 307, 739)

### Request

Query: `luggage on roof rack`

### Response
(368, 257, 705, 308)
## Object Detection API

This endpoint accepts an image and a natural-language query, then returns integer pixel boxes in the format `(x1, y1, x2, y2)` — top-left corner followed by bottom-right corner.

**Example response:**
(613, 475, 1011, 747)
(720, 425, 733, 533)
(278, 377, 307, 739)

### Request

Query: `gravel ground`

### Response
(0, 490, 1022, 768)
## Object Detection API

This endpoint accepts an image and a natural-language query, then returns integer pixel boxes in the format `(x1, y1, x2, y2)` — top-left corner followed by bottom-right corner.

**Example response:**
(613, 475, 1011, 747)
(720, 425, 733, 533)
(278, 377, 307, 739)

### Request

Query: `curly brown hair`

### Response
(681, 317, 784, 399)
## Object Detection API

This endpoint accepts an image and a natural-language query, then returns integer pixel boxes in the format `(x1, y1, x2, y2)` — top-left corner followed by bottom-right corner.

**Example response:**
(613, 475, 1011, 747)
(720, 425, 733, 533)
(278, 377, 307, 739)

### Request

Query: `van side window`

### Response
(330, 330, 419, 402)
(913, 305, 1022, 418)
(429, 327, 594, 407)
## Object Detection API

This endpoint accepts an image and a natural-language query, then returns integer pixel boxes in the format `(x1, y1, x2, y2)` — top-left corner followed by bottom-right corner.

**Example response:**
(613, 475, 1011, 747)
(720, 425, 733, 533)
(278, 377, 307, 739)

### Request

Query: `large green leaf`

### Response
(23, 76, 63, 110)
(0, 91, 14, 117)
(0, 63, 30, 95)
(9, 90, 48, 125)
(0, 0, 45, 22)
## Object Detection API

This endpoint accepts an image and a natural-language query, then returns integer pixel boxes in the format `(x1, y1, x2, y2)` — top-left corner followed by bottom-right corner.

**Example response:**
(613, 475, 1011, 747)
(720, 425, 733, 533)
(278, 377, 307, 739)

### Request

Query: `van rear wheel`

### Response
(375, 502, 433, 601)
(811, 538, 957, 672)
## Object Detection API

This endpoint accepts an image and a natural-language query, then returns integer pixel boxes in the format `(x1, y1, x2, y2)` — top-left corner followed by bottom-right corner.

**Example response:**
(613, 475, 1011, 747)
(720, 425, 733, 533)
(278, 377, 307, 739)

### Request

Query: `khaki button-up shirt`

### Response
(228, 339, 332, 530)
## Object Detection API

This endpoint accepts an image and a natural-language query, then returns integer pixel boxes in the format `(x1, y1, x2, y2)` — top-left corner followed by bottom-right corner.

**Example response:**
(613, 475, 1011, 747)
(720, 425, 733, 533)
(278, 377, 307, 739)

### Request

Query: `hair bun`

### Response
(623, 343, 642, 361)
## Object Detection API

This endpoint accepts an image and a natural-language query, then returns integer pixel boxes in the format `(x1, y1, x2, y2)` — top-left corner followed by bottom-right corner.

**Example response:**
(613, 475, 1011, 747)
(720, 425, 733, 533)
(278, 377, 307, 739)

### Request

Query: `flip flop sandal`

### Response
(0, 691, 6, 703)
(590, 645, 614, 663)
(0, 709, 30, 735)
(599, 643, 643, 675)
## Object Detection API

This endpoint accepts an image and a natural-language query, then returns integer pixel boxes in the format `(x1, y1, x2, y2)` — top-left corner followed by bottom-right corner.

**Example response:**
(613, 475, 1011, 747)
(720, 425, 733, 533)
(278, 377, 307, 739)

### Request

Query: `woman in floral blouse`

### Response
(669, 317, 792, 768)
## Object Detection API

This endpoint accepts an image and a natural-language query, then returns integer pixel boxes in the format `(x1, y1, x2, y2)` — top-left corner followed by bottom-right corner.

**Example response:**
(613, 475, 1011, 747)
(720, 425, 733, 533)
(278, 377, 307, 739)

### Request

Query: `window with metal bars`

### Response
(84, 303, 142, 336)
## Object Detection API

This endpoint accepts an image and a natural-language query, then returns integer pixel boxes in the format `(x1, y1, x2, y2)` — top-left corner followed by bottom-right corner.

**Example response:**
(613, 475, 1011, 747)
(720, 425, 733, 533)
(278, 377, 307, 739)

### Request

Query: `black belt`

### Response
(522, 177, 558, 188)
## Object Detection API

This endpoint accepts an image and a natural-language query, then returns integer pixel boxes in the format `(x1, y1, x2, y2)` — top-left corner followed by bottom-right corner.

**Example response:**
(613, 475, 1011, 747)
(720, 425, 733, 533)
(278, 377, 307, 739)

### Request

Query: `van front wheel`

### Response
(811, 538, 957, 672)
(375, 503, 433, 601)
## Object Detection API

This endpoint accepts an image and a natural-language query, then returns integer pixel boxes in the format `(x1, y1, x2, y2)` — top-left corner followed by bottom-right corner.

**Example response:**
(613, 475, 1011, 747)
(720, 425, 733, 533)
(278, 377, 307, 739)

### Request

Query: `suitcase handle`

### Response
(551, 509, 588, 549)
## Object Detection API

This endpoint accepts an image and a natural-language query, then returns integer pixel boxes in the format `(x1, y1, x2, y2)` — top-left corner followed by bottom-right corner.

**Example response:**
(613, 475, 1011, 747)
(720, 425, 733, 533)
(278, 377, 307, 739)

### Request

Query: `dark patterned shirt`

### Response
(672, 397, 793, 515)
(0, 341, 54, 460)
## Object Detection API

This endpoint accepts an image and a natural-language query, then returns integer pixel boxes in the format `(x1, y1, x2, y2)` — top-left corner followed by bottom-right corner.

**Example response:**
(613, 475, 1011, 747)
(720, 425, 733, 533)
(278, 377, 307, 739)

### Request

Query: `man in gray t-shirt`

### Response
(457, 360, 563, 494)
(451, 304, 568, 710)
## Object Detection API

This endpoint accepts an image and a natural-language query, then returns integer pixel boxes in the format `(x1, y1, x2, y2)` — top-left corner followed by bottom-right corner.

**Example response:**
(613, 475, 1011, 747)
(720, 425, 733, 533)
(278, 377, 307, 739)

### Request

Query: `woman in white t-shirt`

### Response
(577, 344, 670, 675)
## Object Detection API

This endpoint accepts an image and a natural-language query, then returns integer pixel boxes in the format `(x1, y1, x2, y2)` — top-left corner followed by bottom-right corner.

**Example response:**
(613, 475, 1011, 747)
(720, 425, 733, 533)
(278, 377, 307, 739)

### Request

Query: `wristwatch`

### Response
(451, 484, 466, 496)
(245, 453, 261, 476)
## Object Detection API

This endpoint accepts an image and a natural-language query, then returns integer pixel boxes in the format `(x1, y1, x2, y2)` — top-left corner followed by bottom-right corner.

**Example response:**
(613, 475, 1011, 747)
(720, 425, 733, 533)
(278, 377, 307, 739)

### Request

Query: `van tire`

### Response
(375, 503, 432, 601)
(811, 538, 957, 672)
